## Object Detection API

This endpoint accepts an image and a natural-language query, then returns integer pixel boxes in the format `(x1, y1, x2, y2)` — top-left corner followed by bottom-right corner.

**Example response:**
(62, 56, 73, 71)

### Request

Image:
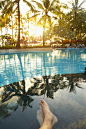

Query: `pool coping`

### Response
(0, 47, 53, 53)
(0, 47, 86, 53)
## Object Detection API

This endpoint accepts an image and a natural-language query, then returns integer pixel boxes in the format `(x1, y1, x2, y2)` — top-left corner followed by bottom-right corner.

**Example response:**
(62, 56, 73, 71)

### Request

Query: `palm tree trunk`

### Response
(0, 28, 2, 37)
(70, 39, 72, 46)
(17, 0, 20, 48)
(11, 0, 13, 40)
(74, 11, 77, 35)
(11, 15, 13, 39)
(43, 25, 45, 46)
(28, 20, 29, 42)
(11, 16, 13, 40)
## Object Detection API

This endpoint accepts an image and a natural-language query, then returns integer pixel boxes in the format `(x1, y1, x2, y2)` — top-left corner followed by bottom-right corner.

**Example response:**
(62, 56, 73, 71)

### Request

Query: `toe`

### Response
(40, 99, 44, 106)
(40, 99, 44, 103)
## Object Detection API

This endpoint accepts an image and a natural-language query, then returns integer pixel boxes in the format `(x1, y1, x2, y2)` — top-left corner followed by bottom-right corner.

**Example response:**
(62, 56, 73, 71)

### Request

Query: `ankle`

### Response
(44, 115, 52, 122)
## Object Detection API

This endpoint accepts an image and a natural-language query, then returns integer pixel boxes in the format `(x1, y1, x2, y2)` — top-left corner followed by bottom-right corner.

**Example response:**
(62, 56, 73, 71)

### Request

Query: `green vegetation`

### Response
(0, 0, 86, 48)
(0, 45, 16, 49)
(0, 45, 51, 49)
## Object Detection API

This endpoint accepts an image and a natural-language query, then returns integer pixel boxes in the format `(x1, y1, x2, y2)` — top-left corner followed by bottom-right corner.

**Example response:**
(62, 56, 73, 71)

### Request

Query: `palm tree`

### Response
(68, 0, 86, 33)
(0, 0, 36, 48)
(0, 17, 5, 45)
(32, 0, 62, 46)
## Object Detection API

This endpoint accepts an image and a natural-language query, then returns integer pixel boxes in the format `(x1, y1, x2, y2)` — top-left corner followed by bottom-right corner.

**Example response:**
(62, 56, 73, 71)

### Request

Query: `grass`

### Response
(0, 45, 16, 49)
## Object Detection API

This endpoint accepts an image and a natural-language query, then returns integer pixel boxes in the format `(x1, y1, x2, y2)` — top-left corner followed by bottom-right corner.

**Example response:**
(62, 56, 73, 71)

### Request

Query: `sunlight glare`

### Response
(20, 0, 29, 15)
(29, 25, 43, 36)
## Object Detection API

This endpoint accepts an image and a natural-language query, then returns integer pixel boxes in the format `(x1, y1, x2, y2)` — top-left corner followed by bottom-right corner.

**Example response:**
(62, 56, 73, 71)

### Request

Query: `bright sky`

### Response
(20, 0, 86, 15)
(20, 0, 69, 15)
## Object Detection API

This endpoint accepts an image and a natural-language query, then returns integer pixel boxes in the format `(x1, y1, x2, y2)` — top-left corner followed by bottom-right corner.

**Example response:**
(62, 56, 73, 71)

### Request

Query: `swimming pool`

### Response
(0, 49, 86, 129)
(0, 49, 86, 87)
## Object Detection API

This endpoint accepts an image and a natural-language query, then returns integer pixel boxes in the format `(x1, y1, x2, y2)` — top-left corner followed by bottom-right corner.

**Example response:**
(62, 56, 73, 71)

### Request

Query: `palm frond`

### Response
(0, 1, 5, 9)
(42, 0, 50, 9)
(32, 0, 44, 10)
(61, 3, 68, 9)
(71, 0, 74, 7)
(79, 0, 86, 8)
(50, 0, 59, 7)
(51, 8, 62, 17)
(37, 15, 45, 25)
(13, 6, 18, 14)
(3, 1, 11, 10)
(13, 0, 17, 3)
(75, 0, 78, 7)
(52, 15, 58, 20)
(0, 0, 9, 9)
(3, 1, 13, 14)
(78, 8, 85, 11)
(23, 0, 36, 12)
(49, 0, 60, 10)
(29, 13, 40, 20)
(66, 11, 73, 16)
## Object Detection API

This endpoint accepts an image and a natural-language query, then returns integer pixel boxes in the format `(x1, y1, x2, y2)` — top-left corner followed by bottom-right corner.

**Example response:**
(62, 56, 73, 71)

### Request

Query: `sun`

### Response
(35, 27, 43, 37)
(29, 25, 43, 37)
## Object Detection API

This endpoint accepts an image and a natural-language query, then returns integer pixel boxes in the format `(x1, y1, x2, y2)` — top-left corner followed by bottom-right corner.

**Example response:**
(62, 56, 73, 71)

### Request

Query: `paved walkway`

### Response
(0, 47, 53, 53)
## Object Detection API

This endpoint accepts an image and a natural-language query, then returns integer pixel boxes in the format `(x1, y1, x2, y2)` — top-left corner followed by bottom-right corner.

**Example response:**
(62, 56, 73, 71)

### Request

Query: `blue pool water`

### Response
(0, 49, 86, 87)
(0, 49, 86, 129)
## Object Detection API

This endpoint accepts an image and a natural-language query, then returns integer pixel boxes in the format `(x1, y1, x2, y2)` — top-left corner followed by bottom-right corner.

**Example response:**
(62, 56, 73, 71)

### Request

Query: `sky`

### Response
(20, 0, 69, 15)
(20, 0, 86, 15)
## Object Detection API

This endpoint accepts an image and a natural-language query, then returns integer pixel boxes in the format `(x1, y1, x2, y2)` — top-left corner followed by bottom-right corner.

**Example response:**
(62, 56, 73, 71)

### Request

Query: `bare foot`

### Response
(40, 99, 52, 122)
(37, 108, 58, 127)
(37, 99, 58, 129)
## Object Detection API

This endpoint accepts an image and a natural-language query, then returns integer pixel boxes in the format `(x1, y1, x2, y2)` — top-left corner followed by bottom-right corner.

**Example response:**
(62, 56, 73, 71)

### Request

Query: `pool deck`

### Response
(0, 47, 86, 53)
(0, 47, 53, 53)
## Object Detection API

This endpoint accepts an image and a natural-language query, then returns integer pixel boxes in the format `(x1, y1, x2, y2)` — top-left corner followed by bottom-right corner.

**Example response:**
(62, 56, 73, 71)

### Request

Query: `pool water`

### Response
(0, 49, 86, 129)
(0, 49, 86, 87)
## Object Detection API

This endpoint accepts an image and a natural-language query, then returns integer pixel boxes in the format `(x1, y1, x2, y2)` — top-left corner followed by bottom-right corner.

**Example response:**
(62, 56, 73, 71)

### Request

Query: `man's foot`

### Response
(37, 99, 58, 127)
(40, 99, 52, 122)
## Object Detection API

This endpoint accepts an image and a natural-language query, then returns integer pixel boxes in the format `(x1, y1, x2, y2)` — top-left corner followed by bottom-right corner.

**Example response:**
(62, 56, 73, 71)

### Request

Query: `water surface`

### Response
(0, 49, 86, 129)
(0, 49, 86, 87)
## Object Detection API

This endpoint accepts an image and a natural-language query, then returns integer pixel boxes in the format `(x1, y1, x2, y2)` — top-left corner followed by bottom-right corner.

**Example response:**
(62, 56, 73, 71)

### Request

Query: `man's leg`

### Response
(38, 99, 58, 129)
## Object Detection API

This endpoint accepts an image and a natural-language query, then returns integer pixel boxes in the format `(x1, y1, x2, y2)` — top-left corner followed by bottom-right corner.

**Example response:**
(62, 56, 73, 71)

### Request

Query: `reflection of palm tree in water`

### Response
(17, 53, 33, 110)
(0, 72, 85, 120)
(28, 73, 85, 99)
(66, 74, 83, 93)
(1, 80, 34, 116)
(17, 53, 25, 80)
(0, 104, 11, 120)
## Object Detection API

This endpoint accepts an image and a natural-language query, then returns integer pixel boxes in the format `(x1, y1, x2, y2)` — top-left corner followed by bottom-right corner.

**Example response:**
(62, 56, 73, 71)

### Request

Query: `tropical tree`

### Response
(32, 0, 62, 46)
(66, 10, 86, 40)
(44, 22, 54, 43)
(52, 12, 75, 46)
(75, 11, 86, 38)
(53, 0, 86, 45)
(0, 0, 36, 48)
(68, 0, 86, 33)
(53, 24, 75, 40)
(0, 17, 5, 45)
